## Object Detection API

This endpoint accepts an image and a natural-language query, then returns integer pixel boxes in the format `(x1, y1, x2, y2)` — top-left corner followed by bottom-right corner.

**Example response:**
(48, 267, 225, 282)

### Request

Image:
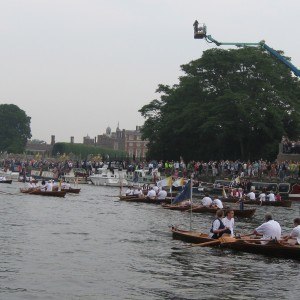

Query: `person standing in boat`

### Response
(210, 210, 231, 239)
(222, 210, 235, 237)
(252, 213, 282, 243)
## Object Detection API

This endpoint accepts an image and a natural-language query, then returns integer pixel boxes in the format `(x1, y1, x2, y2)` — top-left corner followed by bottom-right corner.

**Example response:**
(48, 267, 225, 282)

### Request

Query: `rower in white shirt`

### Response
(267, 191, 275, 201)
(222, 209, 235, 237)
(202, 193, 213, 207)
(246, 188, 256, 200)
(212, 195, 223, 209)
(253, 213, 282, 244)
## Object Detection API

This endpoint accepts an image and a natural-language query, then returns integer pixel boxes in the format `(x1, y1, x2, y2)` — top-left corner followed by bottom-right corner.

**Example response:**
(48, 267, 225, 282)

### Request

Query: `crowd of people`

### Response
(2, 157, 300, 182)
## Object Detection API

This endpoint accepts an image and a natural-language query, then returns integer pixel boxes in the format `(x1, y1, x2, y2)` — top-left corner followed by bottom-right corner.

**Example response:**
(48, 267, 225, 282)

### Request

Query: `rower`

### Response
(258, 189, 266, 202)
(266, 190, 275, 202)
(201, 193, 212, 207)
(283, 218, 300, 245)
(133, 187, 144, 198)
(252, 213, 282, 244)
(212, 195, 223, 209)
(222, 209, 235, 237)
(157, 188, 167, 200)
(146, 187, 157, 199)
(210, 209, 231, 239)
(246, 187, 256, 200)
(125, 186, 134, 196)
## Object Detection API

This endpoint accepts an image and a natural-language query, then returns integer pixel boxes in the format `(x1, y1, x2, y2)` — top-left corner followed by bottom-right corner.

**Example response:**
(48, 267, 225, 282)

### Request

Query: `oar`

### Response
(190, 240, 221, 247)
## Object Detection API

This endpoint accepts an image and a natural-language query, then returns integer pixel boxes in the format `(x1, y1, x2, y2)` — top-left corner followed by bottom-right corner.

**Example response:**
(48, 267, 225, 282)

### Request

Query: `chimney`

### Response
(51, 135, 55, 145)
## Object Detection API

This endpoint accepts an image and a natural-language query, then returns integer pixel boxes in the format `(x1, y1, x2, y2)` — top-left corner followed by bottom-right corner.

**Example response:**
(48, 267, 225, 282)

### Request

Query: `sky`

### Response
(0, 0, 299, 144)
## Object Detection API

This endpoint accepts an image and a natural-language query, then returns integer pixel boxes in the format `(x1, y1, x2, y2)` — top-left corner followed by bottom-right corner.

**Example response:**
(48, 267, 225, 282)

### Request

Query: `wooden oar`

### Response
(190, 240, 221, 247)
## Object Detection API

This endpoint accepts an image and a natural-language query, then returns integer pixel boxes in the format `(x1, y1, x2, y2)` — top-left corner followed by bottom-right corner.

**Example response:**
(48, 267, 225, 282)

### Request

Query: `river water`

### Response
(0, 182, 299, 300)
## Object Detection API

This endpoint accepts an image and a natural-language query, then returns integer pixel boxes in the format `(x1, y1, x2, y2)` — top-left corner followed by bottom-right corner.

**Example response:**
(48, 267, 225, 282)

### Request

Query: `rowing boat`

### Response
(119, 195, 171, 204)
(20, 188, 66, 198)
(221, 196, 292, 207)
(171, 227, 300, 260)
(190, 206, 256, 218)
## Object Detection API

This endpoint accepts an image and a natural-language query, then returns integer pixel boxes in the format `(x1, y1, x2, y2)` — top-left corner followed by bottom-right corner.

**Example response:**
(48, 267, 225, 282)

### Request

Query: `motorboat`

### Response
(89, 166, 128, 187)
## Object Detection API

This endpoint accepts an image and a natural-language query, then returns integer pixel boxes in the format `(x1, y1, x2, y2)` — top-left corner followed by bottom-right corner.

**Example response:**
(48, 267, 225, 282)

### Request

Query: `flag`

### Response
(172, 177, 185, 187)
(156, 176, 172, 188)
(172, 180, 191, 204)
(222, 187, 227, 198)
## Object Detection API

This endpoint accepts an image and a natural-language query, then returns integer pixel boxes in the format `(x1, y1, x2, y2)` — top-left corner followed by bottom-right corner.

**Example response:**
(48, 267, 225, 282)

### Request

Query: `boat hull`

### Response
(171, 227, 300, 260)
(20, 189, 66, 198)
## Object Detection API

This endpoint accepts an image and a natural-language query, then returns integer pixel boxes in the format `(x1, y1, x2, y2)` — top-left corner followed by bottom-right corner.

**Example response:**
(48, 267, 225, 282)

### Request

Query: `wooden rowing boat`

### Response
(171, 227, 300, 261)
(52, 186, 81, 194)
(119, 195, 171, 204)
(221, 196, 292, 207)
(20, 188, 66, 198)
(190, 206, 256, 218)
(162, 204, 192, 211)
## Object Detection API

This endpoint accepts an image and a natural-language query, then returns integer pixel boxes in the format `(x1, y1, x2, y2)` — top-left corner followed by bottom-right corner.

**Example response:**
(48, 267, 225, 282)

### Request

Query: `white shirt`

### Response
(133, 189, 143, 196)
(255, 220, 282, 242)
(146, 189, 156, 199)
(202, 196, 212, 207)
(247, 191, 256, 200)
(125, 189, 133, 195)
(267, 193, 275, 201)
(290, 225, 300, 244)
(209, 219, 222, 238)
(213, 199, 223, 209)
(222, 217, 235, 237)
(45, 182, 53, 191)
(258, 193, 266, 201)
(157, 190, 167, 200)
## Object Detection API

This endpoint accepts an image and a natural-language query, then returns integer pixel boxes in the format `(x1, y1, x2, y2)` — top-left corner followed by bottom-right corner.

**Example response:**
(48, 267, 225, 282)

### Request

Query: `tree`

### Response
(139, 47, 300, 161)
(0, 104, 32, 153)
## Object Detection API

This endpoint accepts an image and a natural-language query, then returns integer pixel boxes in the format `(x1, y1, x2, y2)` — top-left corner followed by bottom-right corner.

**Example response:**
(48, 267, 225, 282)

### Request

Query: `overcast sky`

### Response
(1, 0, 299, 143)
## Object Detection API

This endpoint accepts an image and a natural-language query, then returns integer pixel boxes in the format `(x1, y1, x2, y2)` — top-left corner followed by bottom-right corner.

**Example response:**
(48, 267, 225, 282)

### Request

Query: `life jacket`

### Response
(210, 218, 226, 239)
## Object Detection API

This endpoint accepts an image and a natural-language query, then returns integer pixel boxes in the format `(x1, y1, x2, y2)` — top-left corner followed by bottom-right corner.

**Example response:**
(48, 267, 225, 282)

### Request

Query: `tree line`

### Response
(139, 47, 300, 161)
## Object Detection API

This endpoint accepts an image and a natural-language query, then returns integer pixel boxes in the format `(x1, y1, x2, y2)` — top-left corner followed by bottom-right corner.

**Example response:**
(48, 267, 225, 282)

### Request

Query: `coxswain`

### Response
(210, 209, 231, 239)
(252, 213, 282, 244)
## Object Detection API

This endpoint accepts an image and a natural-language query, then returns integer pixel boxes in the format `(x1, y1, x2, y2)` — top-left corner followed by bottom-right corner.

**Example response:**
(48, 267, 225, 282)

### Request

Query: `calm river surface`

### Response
(0, 182, 299, 300)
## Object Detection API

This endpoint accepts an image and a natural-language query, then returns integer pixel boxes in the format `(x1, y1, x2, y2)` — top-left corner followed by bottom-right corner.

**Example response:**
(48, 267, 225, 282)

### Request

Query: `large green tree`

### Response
(140, 47, 300, 161)
(0, 104, 32, 153)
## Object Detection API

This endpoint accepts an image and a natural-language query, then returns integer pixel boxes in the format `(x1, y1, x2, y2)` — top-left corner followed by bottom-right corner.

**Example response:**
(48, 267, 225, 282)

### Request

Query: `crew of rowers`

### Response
(125, 185, 168, 200)
(26, 179, 71, 191)
(229, 187, 281, 201)
(210, 209, 300, 246)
